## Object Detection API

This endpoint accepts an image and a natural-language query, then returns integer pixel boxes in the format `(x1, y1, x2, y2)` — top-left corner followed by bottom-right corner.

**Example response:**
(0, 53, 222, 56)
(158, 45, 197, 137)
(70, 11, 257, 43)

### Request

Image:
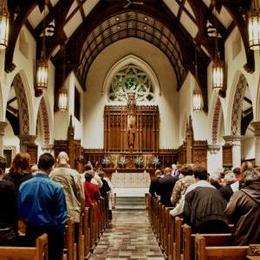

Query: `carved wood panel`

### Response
(104, 105, 159, 152)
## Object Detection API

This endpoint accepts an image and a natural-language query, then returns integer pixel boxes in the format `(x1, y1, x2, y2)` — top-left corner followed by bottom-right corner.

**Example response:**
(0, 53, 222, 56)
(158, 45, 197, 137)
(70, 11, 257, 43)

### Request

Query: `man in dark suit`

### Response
(156, 167, 177, 207)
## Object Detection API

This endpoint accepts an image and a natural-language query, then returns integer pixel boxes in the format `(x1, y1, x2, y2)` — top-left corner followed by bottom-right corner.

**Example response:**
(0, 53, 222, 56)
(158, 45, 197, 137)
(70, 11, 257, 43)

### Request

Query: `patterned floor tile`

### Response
(89, 210, 165, 259)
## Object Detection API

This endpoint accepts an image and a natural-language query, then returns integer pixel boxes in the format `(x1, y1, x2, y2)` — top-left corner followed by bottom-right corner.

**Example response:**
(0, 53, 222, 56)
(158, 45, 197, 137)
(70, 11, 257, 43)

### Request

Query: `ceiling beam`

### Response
(244, 96, 253, 105)
(221, 1, 255, 73)
(5, 0, 41, 72)
(35, 0, 74, 59)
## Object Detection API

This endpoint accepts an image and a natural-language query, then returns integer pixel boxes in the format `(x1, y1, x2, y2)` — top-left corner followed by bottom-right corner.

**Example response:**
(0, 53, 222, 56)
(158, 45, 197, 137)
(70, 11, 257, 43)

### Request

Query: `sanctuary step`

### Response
(115, 196, 145, 210)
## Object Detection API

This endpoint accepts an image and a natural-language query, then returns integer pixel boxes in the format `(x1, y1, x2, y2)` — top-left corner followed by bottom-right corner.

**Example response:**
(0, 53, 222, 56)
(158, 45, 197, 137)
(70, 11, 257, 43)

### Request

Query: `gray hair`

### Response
(243, 168, 260, 184)
(223, 171, 236, 185)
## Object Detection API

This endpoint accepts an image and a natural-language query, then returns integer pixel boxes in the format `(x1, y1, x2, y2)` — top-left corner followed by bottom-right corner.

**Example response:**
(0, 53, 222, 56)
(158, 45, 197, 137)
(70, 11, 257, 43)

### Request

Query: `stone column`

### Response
(0, 121, 7, 156)
(207, 144, 222, 173)
(223, 135, 241, 168)
(251, 121, 260, 166)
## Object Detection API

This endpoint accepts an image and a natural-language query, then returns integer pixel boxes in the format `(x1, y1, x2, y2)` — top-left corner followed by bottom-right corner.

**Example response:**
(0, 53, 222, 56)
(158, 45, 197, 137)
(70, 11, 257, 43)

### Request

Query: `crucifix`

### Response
(127, 93, 136, 151)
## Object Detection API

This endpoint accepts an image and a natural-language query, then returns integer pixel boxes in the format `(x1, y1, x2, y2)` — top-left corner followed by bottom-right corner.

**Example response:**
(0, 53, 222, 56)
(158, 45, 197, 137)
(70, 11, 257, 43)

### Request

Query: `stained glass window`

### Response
(109, 64, 154, 102)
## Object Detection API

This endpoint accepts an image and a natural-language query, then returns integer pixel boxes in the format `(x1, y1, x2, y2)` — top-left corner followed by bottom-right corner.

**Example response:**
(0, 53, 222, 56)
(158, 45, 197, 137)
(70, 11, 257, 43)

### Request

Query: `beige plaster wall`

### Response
(83, 38, 179, 149)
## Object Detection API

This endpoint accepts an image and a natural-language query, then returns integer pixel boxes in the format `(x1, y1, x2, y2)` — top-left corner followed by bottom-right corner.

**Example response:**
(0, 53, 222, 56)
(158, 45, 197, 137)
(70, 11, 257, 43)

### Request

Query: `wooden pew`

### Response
(0, 233, 48, 260)
(195, 234, 248, 260)
(167, 214, 175, 260)
(174, 216, 183, 260)
(182, 224, 233, 260)
(64, 218, 75, 260)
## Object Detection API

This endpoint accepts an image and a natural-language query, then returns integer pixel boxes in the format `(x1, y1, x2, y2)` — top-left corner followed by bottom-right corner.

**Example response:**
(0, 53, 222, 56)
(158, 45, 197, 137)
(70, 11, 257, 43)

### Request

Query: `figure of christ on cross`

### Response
(127, 93, 137, 150)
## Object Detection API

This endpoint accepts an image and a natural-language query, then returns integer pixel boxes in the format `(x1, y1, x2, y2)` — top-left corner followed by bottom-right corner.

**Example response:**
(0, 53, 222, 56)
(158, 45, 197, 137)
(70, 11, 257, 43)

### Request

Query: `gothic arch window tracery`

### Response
(108, 64, 154, 103)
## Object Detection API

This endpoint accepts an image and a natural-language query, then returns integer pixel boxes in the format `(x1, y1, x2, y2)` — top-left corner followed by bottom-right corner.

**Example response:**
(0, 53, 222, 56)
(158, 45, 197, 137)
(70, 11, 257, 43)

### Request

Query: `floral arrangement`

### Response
(102, 156, 111, 167)
(118, 156, 127, 168)
(152, 156, 160, 167)
(135, 156, 144, 168)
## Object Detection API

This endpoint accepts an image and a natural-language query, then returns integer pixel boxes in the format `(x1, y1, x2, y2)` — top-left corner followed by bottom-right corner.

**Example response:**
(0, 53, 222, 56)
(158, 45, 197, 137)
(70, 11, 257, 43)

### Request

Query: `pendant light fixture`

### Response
(58, 45, 68, 111)
(248, 0, 260, 51)
(36, 1, 48, 90)
(192, 47, 203, 111)
(212, 1, 224, 90)
(0, 0, 9, 49)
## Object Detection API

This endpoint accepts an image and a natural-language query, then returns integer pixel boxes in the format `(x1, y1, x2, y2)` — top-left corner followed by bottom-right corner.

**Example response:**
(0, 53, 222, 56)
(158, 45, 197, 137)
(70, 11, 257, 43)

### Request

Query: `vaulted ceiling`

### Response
(6, 0, 254, 112)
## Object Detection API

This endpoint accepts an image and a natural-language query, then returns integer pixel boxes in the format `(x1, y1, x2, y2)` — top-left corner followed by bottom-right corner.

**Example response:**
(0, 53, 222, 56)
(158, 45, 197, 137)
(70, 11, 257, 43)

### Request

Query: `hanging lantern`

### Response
(248, 2, 260, 51)
(58, 88, 68, 111)
(0, 0, 9, 49)
(36, 56, 48, 90)
(212, 56, 224, 89)
(192, 89, 202, 111)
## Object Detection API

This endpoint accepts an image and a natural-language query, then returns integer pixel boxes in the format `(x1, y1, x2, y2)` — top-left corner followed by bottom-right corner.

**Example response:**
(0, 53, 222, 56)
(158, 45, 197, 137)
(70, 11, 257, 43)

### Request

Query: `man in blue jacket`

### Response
(18, 153, 67, 260)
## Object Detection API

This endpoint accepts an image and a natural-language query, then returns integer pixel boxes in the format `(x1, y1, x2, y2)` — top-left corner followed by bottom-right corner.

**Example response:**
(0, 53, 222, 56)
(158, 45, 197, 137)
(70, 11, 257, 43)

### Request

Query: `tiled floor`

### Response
(89, 210, 165, 260)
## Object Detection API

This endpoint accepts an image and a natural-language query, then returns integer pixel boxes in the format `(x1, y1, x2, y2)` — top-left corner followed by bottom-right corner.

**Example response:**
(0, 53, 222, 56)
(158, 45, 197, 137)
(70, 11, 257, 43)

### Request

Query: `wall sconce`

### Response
(0, 0, 9, 49)
(248, 0, 260, 50)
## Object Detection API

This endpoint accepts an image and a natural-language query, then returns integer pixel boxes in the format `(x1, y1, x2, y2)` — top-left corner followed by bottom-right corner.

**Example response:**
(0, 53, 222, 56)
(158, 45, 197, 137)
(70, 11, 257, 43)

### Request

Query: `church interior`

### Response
(0, 0, 260, 259)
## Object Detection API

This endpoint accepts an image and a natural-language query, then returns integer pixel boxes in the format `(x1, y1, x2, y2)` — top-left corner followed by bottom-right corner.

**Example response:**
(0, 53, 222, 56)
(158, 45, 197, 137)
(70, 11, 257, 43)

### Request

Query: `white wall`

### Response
(241, 136, 255, 160)
(83, 38, 180, 149)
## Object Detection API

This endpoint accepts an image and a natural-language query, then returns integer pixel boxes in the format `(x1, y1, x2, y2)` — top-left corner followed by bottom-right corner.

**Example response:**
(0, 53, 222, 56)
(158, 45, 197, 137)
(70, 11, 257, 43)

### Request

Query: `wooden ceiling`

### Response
(5, 0, 254, 112)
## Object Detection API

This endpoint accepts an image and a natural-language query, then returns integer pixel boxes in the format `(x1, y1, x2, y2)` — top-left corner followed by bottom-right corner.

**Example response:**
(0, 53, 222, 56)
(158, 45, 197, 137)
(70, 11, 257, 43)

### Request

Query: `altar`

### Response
(111, 170, 150, 197)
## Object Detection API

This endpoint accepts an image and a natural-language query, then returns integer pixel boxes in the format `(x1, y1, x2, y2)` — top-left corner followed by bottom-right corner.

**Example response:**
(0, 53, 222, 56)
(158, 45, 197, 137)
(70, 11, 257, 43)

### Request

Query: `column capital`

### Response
(19, 135, 37, 145)
(208, 144, 221, 154)
(223, 135, 241, 144)
(0, 121, 8, 136)
(251, 121, 260, 136)
(41, 144, 54, 153)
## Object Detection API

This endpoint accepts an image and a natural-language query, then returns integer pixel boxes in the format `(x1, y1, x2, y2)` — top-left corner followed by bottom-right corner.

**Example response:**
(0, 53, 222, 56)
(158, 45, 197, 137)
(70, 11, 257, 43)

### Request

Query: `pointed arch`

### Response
(230, 74, 248, 135)
(11, 73, 31, 135)
(102, 54, 161, 97)
(37, 97, 51, 145)
(0, 81, 3, 121)
(211, 97, 223, 144)
(256, 76, 260, 121)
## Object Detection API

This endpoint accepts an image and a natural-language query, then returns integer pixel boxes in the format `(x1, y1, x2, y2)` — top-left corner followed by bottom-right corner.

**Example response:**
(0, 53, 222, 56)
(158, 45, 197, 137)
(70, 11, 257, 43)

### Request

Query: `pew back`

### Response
(195, 234, 248, 260)
(183, 224, 234, 260)
(0, 233, 48, 260)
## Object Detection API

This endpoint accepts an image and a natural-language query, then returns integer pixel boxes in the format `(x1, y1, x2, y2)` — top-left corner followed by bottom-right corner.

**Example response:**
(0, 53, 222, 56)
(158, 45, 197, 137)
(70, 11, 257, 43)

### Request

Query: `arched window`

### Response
(108, 64, 154, 103)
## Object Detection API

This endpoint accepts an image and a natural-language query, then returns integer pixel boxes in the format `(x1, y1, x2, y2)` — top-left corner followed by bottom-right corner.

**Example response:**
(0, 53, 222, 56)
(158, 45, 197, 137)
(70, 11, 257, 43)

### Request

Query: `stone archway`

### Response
(11, 74, 30, 135)
(37, 97, 51, 146)
(231, 74, 248, 135)
(211, 97, 223, 144)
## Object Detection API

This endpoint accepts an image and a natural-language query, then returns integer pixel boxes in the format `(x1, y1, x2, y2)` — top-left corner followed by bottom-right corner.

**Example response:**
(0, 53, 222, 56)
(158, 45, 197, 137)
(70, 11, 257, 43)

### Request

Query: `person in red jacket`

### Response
(84, 170, 100, 207)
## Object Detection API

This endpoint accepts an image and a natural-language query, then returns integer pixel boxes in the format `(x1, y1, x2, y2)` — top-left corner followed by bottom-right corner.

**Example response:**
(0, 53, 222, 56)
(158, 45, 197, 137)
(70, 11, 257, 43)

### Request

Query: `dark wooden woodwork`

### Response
(83, 149, 178, 170)
(193, 141, 208, 168)
(104, 105, 159, 152)
(54, 116, 83, 170)
(222, 144, 232, 167)
(177, 116, 208, 167)
(27, 144, 38, 165)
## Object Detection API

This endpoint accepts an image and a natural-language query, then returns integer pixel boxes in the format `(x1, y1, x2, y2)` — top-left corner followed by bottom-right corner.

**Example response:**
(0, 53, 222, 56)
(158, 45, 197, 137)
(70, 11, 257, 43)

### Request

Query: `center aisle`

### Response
(89, 210, 165, 259)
